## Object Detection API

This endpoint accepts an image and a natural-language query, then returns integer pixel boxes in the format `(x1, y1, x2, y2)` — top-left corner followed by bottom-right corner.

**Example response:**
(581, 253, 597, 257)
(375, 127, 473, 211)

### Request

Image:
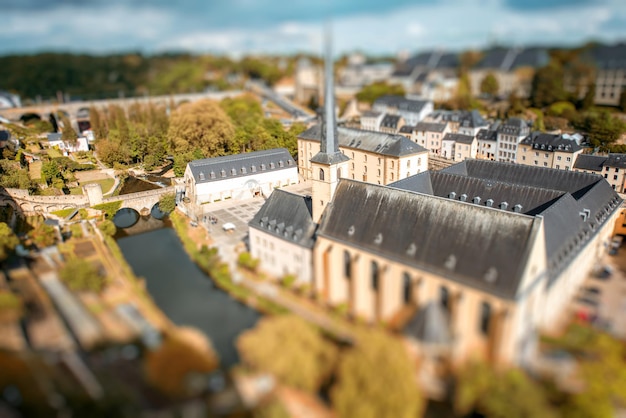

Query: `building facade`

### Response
(496, 118, 531, 163)
(298, 126, 428, 186)
(183, 148, 298, 204)
(574, 153, 626, 193)
(516, 132, 583, 170)
(412, 121, 449, 155)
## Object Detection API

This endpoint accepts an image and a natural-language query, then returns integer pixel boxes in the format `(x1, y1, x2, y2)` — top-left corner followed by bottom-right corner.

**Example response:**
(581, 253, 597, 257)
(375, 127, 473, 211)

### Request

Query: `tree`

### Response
(620, 90, 626, 113)
(331, 330, 424, 418)
(158, 193, 176, 213)
(480, 72, 499, 97)
(237, 315, 337, 392)
(579, 83, 596, 111)
(355, 82, 405, 105)
(31, 223, 57, 248)
(60, 114, 78, 145)
(0, 222, 18, 261)
(41, 160, 61, 185)
(89, 106, 108, 140)
(531, 63, 567, 108)
(98, 219, 116, 236)
(59, 258, 105, 292)
(145, 329, 219, 398)
(454, 361, 557, 418)
(168, 99, 235, 157)
(584, 111, 626, 150)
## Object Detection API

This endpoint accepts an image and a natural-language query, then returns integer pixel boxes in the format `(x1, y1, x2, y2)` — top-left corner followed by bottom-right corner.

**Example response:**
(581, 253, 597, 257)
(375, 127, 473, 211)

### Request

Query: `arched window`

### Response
(344, 251, 351, 279)
(440, 286, 449, 310)
(403, 272, 412, 304)
(337, 168, 342, 179)
(319, 168, 325, 181)
(480, 301, 491, 335)
(371, 261, 379, 291)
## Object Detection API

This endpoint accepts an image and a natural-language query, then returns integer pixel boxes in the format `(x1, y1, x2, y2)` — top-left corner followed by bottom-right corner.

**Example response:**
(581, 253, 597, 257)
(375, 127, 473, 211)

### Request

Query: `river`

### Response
(117, 228, 261, 367)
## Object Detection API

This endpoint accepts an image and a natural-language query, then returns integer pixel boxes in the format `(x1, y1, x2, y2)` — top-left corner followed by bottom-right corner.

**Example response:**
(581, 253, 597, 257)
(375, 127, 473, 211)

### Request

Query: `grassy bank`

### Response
(170, 211, 287, 315)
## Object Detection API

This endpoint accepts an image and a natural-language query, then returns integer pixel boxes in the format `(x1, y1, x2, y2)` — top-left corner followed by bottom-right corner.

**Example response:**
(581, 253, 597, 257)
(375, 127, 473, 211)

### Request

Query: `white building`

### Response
(46, 133, 90, 155)
(183, 148, 298, 204)
(372, 95, 433, 126)
(496, 118, 531, 163)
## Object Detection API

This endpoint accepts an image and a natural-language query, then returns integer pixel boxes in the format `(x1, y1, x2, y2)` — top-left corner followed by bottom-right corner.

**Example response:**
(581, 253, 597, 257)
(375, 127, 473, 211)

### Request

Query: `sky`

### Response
(2, 0, 626, 57)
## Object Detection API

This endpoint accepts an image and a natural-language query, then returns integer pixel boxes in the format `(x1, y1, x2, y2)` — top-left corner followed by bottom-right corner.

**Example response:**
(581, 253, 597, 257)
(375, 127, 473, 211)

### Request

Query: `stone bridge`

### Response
(0, 90, 243, 125)
(0, 185, 178, 216)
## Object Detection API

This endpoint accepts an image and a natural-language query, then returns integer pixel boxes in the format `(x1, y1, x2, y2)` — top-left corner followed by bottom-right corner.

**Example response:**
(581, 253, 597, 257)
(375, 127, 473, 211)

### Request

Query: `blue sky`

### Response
(2, 0, 625, 56)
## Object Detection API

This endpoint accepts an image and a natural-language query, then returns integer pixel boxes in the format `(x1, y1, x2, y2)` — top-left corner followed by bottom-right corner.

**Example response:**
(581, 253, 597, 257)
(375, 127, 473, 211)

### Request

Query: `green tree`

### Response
(331, 330, 424, 418)
(620, 90, 626, 113)
(89, 106, 108, 140)
(480, 72, 499, 97)
(59, 258, 105, 292)
(60, 114, 78, 145)
(356, 82, 405, 105)
(41, 160, 61, 185)
(31, 223, 57, 248)
(158, 193, 176, 213)
(168, 100, 235, 157)
(237, 315, 338, 392)
(0, 222, 19, 261)
(584, 111, 626, 150)
(455, 361, 557, 418)
(579, 83, 596, 111)
(531, 63, 567, 108)
(98, 219, 116, 236)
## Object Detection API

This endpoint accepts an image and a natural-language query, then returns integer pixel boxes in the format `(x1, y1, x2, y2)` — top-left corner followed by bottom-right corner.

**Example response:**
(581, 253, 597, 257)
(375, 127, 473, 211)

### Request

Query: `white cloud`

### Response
(0, 0, 624, 55)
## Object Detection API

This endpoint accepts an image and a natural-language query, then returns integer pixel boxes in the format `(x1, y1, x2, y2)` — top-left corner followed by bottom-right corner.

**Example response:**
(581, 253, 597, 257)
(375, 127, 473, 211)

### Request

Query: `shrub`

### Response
(281, 274, 297, 288)
(237, 252, 260, 272)
(59, 258, 105, 293)
(92, 201, 122, 219)
(98, 219, 116, 237)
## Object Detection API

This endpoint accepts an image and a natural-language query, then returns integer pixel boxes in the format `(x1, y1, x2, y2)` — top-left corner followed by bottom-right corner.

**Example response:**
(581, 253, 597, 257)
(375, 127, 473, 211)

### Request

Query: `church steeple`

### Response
(310, 23, 350, 223)
(310, 25, 349, 166)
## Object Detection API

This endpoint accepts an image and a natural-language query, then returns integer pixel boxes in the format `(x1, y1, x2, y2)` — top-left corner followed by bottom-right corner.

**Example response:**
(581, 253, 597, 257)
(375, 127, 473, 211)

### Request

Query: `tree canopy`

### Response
(31, 223, 57, 248)
(480, 72, 499, 97)
(237, 315, 338, 392)
(356, 82, 405, 105)
(168, 99, 235, 159)
(531, 62, 567, 108)
(0, 222, 19, 261)
(331, 330, 424, 418)
(158, 193, 176, 214)
(59, 258, 106, 293)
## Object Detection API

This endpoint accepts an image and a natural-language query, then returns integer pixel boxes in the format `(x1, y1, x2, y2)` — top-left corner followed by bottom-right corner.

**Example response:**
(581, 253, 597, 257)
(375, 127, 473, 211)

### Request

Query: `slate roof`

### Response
(381, 114, 402, 129)
(519, 132, 583, 154)
(476, 128, 498, 142)
(361, 110, 382, 118)
(584, 43, 626, 70)
(606, 154, 626, 169)
(474, 47, 549, 71)
(186, 148, 295, 184)
(372, 95, 430, 114)
(415, 122, 447, 133)
(442, 133, 475, 145)
(403, 301, 452, 345)
(299, 125, 427, 157)
(399, 125, 414, 134)
(319, 179, 540, 299)
(498, 117, 528, 136)
(249, 190, 317, 248)
(459, 110, 488, 129)
(574, 154, 606, 172)
(391, 171, 565, 216)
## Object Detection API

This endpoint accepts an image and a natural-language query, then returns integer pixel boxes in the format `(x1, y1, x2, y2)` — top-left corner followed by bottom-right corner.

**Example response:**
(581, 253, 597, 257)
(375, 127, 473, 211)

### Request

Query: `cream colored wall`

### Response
(602, 165, 626, 193)
(311, 158, 350, 223)
(250, 227, 313, 284)
(314, 235, 525, 365)
(517, 146, 580, 171)
(298, 138, 427, 186)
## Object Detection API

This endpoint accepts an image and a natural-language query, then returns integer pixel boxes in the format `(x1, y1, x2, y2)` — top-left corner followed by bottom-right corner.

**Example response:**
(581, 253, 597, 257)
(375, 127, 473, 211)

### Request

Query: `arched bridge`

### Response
(0, 186, 178, 216)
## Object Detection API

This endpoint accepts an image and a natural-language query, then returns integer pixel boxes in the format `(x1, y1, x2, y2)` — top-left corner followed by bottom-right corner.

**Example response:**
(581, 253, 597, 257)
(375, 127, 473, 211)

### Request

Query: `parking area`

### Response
(571, 240, 626, 338)
(195, 197, 267, 248)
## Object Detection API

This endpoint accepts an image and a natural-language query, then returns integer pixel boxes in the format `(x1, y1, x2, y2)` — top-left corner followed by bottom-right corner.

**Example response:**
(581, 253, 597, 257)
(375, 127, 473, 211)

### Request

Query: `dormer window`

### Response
(241, 167, 247, 174)
(221, 169, 226, 177)
(278, 160, 284, 168)
(198, 172, 205, 181)
(231, 168, 237, 175)
(270, 162, 275, 169)
(210, 171, 216, 179)
(261, 164, 266, 170)
(251, 165, 257, 172)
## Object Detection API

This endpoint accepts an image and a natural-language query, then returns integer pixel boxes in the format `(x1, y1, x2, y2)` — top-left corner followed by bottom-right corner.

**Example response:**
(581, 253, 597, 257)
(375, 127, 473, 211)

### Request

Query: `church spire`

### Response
(310, 23, 348, 165)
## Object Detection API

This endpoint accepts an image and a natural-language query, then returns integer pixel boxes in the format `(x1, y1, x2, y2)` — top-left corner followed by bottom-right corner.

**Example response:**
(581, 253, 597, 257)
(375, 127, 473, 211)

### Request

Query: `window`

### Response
(403, 272, 412, 304)
(364, 155, 367, 163)
(378, 157, 382, 165)
(480, 301, 491, 335)
(231, 168, 236, 175)
(319, 168, 325, 181)
(391, 161, 395, 169)
(440, 286, 449, 310)
(544, 153, 549, 158)
(615, 175, 618, 180)
(407, 160, 411, 168)
(371, 261, 379, 291)
(557, 156, 562, 161)
(616, 168, 620, 173)
(364, 166, 367, 173)
(522, 156, 526, 161)
(544, 162, 548, 167)
(344, 251, 351, 279)
(241, 167, 247, 174)
(278, 160, 284, 168)
(566, 157, 571, 162)
(535, 152, 539, 157)
(270, 162, 275, 169)
(391, 172, 394, 180)
(377, 169, 381, 176)
(556, 165, 560, 169)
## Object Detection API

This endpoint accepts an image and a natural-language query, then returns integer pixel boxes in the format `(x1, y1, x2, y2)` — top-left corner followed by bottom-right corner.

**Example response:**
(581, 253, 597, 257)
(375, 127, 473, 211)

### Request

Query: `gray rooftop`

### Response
(606, 154, 626, 169)
(186, 148, 295, 184)
(373, 95, 430, 114)
(574, 154, 606, 172)
(474, 47, 549, 71)
(476, 128, 498, 142)
(381, 114, 403, 129)
(319, 179, 540, 299)
(249, 189, 317, 248)
(519, 132, 583, 154)
(299, 125, 427, 157)
(415, 122, 447, 133)
(442, 133, 475, 145)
